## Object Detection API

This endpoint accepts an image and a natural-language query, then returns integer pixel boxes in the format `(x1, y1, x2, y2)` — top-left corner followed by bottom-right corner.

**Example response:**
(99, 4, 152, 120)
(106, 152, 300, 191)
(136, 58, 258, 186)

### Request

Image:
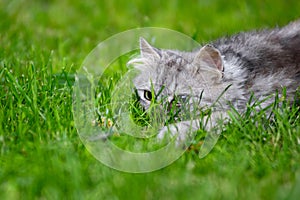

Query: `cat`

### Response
(127, 20, 300, 145)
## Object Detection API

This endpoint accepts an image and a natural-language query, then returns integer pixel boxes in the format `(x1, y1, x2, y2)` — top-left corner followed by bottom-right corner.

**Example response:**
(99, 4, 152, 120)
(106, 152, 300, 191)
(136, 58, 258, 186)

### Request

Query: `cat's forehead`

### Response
(152, 51, 193, 88)
(160, 50, 190, 69)
(132, 49, 197, 92)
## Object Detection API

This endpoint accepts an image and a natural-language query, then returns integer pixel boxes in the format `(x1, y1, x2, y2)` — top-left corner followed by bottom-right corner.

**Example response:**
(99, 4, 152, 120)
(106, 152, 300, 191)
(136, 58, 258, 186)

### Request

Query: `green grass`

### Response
(1, 0, 300, 199)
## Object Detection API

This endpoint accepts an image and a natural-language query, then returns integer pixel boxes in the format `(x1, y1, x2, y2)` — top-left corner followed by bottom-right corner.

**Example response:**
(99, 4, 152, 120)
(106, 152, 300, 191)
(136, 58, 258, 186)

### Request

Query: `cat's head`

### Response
(128, 38, 225, 114)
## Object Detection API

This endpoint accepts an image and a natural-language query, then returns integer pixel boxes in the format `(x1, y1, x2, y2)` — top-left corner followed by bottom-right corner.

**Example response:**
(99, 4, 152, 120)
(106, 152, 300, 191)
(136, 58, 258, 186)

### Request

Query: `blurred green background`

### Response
(1, 0, 300, 199)
(2, 0, 300, 71)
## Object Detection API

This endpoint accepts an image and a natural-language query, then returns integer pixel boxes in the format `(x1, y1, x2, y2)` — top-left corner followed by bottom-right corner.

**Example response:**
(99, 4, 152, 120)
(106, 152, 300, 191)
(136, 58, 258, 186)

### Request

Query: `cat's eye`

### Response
(144, 90, 152, 101)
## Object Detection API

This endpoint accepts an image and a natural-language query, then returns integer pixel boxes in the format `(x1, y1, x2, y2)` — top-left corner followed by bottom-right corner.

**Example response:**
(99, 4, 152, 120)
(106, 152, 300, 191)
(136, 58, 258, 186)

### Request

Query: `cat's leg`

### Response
(156, 111, 227, 155)
(156, 119, 199, 146)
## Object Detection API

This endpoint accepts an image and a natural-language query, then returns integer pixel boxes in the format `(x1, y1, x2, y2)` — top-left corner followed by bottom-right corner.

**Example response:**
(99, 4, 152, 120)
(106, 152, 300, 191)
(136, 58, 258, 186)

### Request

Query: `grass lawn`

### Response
(1, 0, 300, 199)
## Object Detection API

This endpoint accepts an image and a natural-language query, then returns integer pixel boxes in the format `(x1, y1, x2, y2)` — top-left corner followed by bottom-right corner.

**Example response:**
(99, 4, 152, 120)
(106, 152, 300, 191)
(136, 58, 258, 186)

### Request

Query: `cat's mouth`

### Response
(167, 95, 188, 111)
(164, 95, 197, 124)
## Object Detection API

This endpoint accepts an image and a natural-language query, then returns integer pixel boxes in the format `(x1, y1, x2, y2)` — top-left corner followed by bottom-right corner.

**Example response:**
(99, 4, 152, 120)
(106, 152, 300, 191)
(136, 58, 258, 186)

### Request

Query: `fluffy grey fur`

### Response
(128, 20, 300, 142)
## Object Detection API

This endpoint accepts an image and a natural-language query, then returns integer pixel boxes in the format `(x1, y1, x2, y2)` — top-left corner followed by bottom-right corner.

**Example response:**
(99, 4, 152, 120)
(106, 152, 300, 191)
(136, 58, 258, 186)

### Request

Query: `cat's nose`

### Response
(167, 98, 180, 112)
(167, 101, 173, 112)
(167, 96, 173, 103)
(167, 97, 174, 112)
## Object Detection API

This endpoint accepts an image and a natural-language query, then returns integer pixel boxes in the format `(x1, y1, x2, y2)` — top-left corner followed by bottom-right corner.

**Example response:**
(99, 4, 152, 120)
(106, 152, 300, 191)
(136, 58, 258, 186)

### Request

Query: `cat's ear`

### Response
(193, 45, 224, 73)
(139, 37, 161, 60)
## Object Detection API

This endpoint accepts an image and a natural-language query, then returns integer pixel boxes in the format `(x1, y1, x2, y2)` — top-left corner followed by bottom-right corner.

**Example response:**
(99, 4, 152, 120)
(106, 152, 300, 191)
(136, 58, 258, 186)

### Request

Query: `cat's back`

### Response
(213, 20, 300, 77)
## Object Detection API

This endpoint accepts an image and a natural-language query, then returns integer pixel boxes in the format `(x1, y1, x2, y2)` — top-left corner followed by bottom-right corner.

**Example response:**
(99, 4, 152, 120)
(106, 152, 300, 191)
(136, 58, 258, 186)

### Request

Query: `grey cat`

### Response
(128, 20, 300, 143)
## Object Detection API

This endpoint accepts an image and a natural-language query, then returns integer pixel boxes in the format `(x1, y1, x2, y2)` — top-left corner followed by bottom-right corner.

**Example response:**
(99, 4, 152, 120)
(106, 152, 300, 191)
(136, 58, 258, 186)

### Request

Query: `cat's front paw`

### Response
(156, 124, 192, 147)
(157, 125, 177, 140)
